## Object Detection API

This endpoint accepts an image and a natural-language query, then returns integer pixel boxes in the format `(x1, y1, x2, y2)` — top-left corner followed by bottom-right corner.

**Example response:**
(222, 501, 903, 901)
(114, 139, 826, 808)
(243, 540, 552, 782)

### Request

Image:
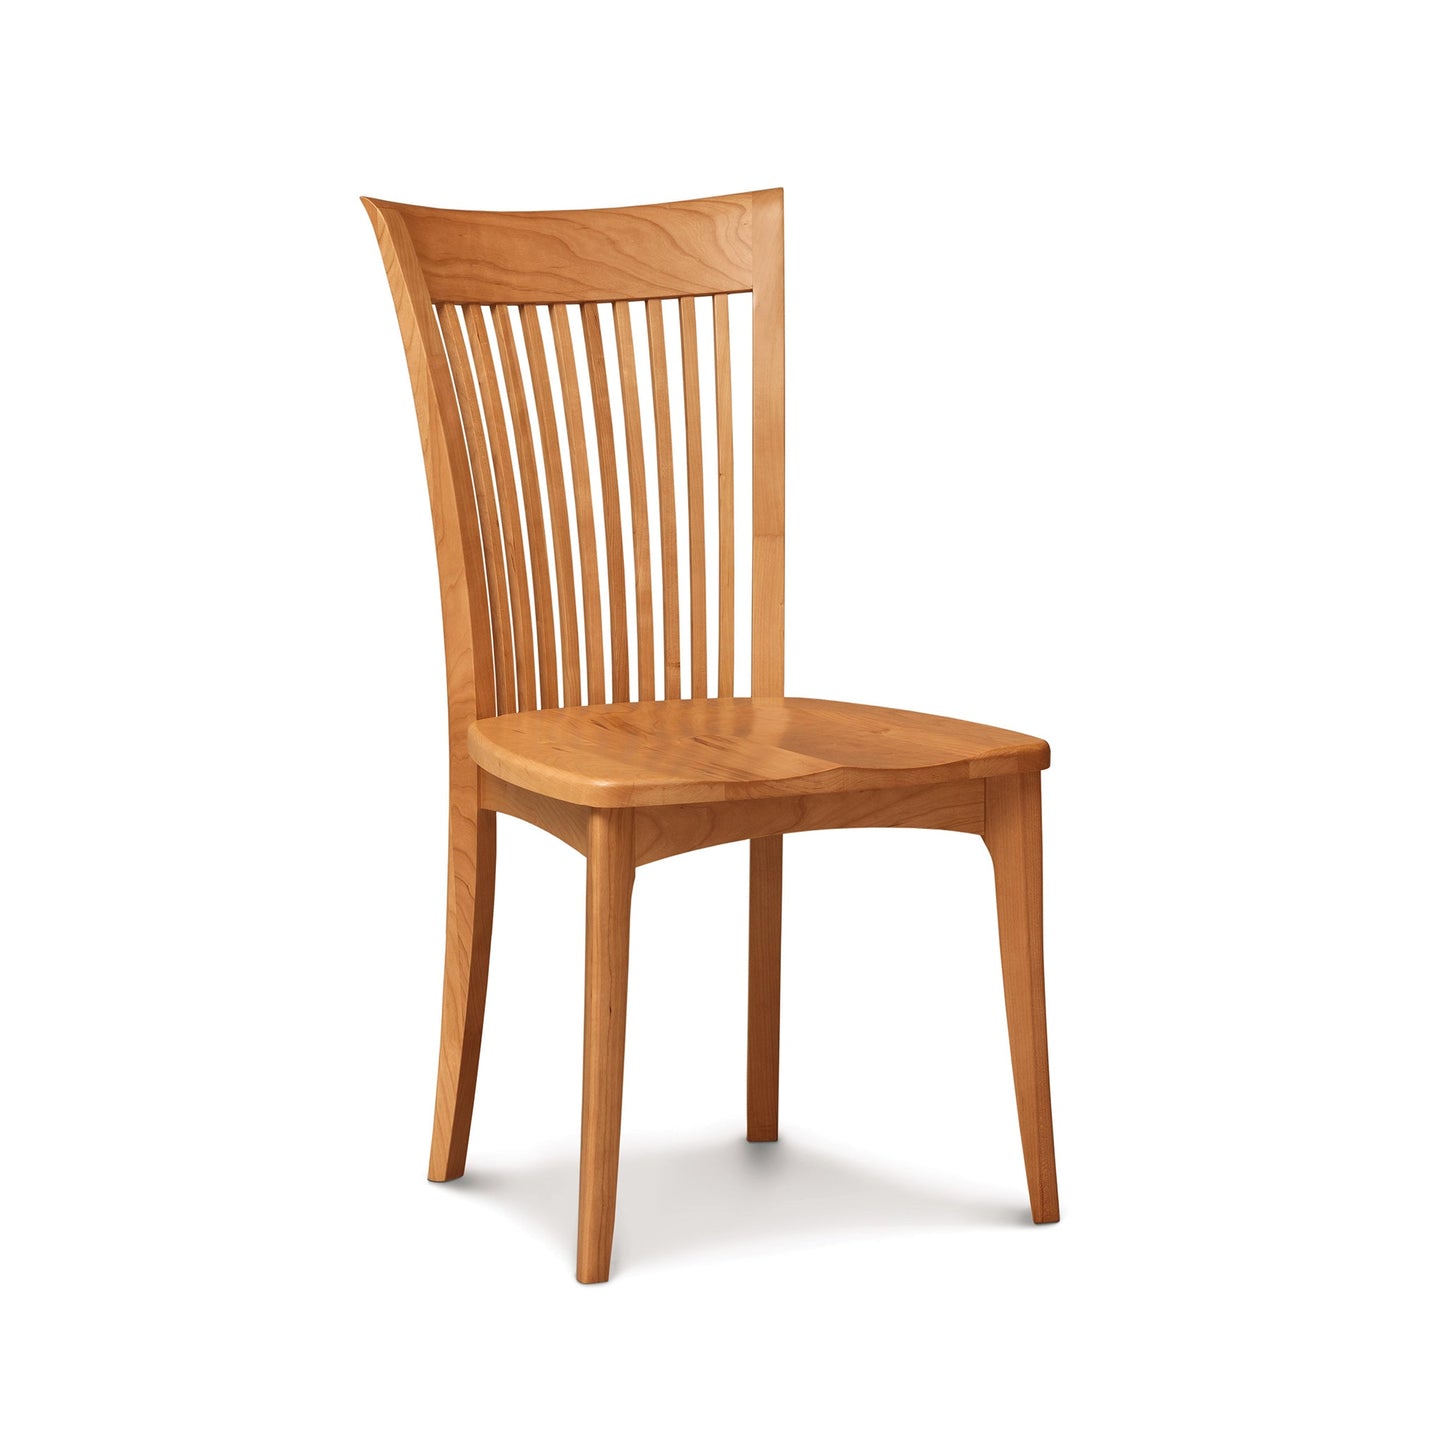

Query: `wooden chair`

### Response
(362, 189, 1058, 1282)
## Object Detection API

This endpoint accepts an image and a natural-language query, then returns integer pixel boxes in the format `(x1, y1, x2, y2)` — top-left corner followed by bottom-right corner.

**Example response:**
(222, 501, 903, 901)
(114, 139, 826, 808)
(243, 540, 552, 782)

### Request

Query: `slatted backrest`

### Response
(363, 190, 784, 735)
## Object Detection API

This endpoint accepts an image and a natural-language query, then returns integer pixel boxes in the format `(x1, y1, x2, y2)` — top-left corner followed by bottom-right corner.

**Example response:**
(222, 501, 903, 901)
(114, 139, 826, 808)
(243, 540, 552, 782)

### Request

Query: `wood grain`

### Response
(465, 305, 537, 710)
(375, 192, 754, 305)
(750, 188, 785, 698)
(577, 808, 635, 1283)
(428, 803, 497, 1180)
(713, 294, 735, 698)
(748, 836, 782, 1142)
(581, 303, 630, 702)
(436, 303, 513, 714)
(360, 201, 492, 738)
(492, 304, 558, 709)
(362, 204, 500, 1196)
(521, 304, 582, 708)
(613, 302, 656, 701)
(549, 304, 607, 704)
(679, 295, 708, 696)
(478, 771, 588, 855)
(470, 696, 1049, 808)
(984, 771, 1059, 1224)
(367, 192, 773, 723)
(646, 298, 683, 700)
(365, 188, 1063, 1281)
(631, 778, 986, 866)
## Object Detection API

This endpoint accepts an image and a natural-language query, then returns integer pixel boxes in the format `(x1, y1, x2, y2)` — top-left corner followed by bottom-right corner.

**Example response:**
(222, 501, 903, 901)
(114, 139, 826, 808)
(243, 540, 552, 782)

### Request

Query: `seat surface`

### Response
(468, 697, 1049, 807)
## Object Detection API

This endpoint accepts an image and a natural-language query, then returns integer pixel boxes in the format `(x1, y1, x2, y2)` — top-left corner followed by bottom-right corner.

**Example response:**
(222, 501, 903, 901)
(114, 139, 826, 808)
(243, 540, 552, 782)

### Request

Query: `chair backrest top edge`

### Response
(360, 187, 779, 222)
(362, 190, 778, 307)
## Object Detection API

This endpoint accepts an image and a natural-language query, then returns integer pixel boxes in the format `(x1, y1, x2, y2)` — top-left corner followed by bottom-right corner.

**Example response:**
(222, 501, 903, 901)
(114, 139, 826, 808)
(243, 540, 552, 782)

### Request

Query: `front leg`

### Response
(577, 808, 636, 1283)
(983, 771, 1059, 1223)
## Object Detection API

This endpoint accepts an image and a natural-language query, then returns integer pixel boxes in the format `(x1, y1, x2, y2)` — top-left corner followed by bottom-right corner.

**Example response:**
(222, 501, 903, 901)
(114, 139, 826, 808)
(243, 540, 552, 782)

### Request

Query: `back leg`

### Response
(748, 835, 783, 1142)
(428, 766, 497, 1183)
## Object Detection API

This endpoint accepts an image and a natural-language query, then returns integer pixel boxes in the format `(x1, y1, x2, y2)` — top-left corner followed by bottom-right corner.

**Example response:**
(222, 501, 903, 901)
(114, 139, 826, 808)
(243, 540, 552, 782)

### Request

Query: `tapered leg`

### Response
(577, 809, 636, 1284)
(747, 835, 783, 1142)
(428, 765, 497, 1182)
(983, 771, 1060, 1223)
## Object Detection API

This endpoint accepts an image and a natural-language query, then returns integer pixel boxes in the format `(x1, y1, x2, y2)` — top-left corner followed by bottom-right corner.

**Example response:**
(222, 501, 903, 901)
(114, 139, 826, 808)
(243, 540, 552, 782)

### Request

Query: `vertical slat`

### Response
(521, 305, 581, 708)
(678, 297, 708, 697)
(645, 298, 682, 700)
(612, 303, 656, 702)
(492, 305, 558, 711)
(465, 305, 538, 710)
(580, 303, 630, 702)
(751, 190, 786, 697)
(549, 305, 607, 704)
(712, 294, 735, 698)
(437, 305, 514, 714)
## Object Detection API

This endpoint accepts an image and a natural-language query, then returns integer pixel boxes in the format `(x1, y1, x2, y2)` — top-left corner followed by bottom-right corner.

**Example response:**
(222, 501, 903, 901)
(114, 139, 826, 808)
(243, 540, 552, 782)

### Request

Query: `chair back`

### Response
(363, 189, 785, 735)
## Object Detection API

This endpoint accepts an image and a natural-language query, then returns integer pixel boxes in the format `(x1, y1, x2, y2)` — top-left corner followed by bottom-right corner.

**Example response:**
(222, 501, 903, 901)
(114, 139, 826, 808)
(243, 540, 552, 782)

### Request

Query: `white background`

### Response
(3, 3, 1441, 1439)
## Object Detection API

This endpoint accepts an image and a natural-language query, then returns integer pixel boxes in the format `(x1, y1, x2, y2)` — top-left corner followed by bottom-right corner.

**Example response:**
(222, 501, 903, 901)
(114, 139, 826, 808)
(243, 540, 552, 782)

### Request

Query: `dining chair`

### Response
(362, 188, 1059, 1282)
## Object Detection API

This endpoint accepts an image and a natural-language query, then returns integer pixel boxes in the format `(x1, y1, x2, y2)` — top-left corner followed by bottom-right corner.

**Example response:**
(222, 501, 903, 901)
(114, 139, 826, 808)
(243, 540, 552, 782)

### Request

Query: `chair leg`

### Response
(748, 835, 783, 1142)
(427, 778, 497, 1182)
(983, 771, 1060, 1223)
(577, 809, 635, 1284)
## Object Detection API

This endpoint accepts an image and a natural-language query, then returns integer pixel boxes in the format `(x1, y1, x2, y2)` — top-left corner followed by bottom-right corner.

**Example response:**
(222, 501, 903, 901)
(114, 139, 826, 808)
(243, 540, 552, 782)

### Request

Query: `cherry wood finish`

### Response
(364, 189, 1059, 1281)
(984, 772, 1059, 1223)
(748, 836, 783, 1143)
(427, 809, 496, 1182)
(470, 697, 1048, 808)
(384, 193, 753, 305)
(578, 809, 635, 1283)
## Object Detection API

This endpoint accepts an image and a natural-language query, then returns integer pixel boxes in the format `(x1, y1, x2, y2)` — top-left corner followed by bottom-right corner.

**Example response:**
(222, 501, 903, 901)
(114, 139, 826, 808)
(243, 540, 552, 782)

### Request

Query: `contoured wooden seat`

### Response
(364, 188, 1059, 1282)
(471, 697, 1049, 807)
